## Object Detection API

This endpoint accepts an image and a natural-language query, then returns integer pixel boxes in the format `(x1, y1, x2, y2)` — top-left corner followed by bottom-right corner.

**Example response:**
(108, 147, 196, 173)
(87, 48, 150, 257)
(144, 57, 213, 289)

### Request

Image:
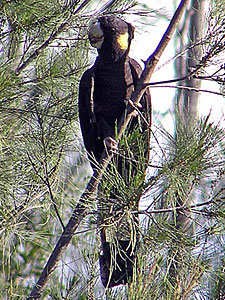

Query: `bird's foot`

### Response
(104, 137, 118, 152)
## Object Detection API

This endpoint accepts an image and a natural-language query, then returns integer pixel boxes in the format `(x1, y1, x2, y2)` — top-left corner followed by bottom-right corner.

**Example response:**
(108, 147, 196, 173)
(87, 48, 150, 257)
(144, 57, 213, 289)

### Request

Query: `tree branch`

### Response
(15, 21, 69, 75)
(15, 0, 92, 75)
(150, 84, 224, 97)
(27, 1, 191, 299)
(129, 0, 191, 107)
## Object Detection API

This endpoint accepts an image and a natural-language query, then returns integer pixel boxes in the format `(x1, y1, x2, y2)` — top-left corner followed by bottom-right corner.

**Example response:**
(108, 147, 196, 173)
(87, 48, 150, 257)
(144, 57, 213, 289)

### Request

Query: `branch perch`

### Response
(27, 0, 190, 298)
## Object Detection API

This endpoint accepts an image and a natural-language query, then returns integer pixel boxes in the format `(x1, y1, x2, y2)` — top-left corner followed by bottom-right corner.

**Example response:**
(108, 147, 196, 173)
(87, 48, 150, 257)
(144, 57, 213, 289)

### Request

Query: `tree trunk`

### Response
(175, 0, 207, 126)
(170, 0, 208, 292)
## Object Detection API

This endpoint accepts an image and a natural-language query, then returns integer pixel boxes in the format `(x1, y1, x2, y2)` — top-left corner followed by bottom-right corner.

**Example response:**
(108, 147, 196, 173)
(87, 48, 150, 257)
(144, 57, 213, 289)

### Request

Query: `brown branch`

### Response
(138, 197, 219, 215)
(27, 155, 112, 300)
(27, 1, 190, 299)
(129, 0, 191, 107)
(15, 21, 69, 75)
(150, 84, 224, 97)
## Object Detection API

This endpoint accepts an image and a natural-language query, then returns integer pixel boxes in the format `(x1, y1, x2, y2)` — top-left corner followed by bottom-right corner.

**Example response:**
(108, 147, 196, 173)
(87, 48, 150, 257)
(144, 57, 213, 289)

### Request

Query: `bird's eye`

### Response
(111, 27, 116, 33)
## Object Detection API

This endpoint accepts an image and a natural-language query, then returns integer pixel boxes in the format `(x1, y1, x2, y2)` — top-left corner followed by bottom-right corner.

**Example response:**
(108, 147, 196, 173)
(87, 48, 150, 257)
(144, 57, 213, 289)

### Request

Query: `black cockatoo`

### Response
(79, 16, 151, 288)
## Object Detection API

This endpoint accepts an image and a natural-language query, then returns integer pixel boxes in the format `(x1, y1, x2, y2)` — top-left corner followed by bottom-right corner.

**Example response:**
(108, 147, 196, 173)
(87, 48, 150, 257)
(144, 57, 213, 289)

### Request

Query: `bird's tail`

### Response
(99, 236, 136, 288)
(97, 197, 138, 288)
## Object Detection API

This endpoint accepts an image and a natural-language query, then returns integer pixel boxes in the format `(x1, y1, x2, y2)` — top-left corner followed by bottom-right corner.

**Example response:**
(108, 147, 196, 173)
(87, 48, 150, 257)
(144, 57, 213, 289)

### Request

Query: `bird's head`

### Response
(88, 16, 134, 62)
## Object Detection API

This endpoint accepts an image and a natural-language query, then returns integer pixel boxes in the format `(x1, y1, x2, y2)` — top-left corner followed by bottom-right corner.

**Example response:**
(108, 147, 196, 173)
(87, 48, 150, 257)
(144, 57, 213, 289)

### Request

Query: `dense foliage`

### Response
(0, 0, 224, 299)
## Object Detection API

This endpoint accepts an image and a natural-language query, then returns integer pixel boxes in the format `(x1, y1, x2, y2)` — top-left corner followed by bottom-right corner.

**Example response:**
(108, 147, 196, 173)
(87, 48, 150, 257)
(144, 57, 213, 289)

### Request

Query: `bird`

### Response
(78, 16, 151, 288)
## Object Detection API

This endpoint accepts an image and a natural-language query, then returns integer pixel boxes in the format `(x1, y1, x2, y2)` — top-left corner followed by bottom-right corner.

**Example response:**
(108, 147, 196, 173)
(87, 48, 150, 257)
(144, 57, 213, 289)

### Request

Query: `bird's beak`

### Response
(88, 22, 104, 49)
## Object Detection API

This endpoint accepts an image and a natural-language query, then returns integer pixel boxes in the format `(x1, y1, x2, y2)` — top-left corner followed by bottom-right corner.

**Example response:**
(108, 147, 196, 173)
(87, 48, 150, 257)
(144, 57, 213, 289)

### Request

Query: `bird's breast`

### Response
(93, 62, 134, 123)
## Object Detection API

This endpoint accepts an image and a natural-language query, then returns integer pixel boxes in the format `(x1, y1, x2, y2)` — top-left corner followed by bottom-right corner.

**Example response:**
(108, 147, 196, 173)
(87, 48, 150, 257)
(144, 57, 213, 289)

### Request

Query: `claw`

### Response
(131, 110, 139, 117)
(104, 137, 118, 151)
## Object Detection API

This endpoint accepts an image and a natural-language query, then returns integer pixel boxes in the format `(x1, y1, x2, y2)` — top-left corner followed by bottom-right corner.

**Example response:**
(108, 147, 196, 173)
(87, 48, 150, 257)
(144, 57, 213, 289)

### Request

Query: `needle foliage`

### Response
(0, 0, 224, 299)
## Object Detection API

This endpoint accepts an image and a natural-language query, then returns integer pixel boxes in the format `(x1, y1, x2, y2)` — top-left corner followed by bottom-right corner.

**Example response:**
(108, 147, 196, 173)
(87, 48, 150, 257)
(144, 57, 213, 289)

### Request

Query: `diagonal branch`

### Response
(27, 0, 191, 299)
(15, 21, 69, 75)
(129, 0, 191, 107)
(15, 0, 92, 75)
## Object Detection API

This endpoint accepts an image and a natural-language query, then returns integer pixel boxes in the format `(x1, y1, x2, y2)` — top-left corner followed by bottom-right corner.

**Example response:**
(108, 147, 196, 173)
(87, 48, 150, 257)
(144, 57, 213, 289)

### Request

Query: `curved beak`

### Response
(88, 21, 104, 49)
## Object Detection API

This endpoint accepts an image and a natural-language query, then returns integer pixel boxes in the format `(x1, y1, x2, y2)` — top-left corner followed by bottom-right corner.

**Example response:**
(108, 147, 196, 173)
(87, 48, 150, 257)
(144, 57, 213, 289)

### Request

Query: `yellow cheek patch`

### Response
(117, 32, 129, 50)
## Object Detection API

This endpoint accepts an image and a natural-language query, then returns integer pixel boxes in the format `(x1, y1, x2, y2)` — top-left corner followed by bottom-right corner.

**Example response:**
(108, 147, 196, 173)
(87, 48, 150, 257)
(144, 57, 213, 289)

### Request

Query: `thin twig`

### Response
(150, 84, 224, 97)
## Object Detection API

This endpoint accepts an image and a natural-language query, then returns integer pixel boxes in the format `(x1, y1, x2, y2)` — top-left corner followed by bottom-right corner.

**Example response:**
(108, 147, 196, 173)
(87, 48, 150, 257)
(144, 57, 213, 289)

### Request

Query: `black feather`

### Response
(78, 16, 151, 287)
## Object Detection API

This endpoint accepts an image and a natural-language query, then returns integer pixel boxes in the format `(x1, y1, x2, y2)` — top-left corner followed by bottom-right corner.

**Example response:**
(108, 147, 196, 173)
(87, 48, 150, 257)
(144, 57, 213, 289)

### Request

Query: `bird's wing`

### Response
(128, 57, 142, 77)
(78, 67, 96, 156)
